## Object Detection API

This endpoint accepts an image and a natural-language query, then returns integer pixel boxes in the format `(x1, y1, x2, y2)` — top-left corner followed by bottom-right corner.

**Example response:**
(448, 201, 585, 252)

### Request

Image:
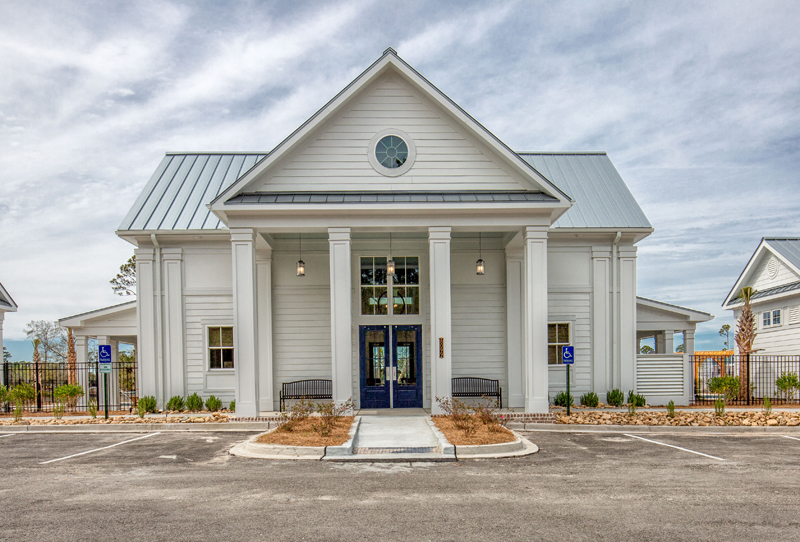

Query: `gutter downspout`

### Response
(610, 231, 622, 390)
(151, 233, 164, 406)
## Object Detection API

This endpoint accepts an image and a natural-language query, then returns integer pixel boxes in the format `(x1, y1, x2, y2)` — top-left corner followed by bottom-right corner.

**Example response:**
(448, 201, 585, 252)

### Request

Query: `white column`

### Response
(683, 330, 695, 405)
(592, 247, 611, 396)
(655, 333, 666, 354)
(256, 249, 275, 412)
(329, 228, 353, 405)
(664, 330, 675, 354)
(231, 228, 260, 418)
(505, 247, 524, 408)
(134, 247, 159, 405)
(75, 335, 89, 409)
(0, 313, 4, 387)
(162, 248, 185, 400)
(618, 246, 638, 393)
(523, 226, 549, 413)
(429, 227, 452, 415)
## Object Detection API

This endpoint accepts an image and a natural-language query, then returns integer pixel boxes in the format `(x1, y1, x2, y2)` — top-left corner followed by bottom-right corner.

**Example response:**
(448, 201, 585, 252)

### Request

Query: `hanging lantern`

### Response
(387, 232, 396, 276)
(476, 232, 485, 275)
(296, 234, 305, 277)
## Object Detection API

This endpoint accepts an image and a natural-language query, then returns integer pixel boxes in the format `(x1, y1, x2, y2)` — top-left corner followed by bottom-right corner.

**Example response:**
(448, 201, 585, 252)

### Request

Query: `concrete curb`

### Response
(0, 422, 272, 433)
(425, 417, 455, 457)
(455, 430, 539, 459)
(323, 417, 361, 457)
(510, 422, 800, 435)
(228, 427, 326, 460)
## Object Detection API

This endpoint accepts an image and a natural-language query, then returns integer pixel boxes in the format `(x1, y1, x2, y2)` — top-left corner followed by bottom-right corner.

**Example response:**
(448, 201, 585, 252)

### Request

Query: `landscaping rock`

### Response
(555, 410, 800, 427)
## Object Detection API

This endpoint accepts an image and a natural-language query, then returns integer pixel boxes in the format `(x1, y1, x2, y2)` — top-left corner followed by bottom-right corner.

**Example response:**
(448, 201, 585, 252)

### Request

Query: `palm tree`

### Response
(67, 328, 77, 385)
(734, 287, 757, 400)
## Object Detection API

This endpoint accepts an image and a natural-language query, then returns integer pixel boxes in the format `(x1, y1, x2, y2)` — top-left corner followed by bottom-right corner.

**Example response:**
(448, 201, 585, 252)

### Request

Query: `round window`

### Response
(375, 135, 408, 169)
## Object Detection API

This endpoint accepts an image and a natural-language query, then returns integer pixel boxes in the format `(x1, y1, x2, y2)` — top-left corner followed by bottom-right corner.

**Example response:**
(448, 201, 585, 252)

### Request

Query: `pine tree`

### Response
(110, 255, 136, 296)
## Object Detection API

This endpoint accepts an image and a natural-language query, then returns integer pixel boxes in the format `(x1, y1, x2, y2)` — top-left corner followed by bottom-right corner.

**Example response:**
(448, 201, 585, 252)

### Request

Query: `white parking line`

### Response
(0, 434, 16, 439)
(40, 433, 160, 464)
(624, 434, 725, 461)
(782, 435, 800, 442)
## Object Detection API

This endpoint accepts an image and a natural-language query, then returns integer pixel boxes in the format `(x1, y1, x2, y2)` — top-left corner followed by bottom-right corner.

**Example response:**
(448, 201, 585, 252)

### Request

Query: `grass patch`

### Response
(432, 415, 516, 446)
(256, 416, 355, 447)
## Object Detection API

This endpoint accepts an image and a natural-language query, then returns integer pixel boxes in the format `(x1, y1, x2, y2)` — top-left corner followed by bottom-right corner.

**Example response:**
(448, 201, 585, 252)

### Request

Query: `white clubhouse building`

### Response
(71, 49, 711, 416)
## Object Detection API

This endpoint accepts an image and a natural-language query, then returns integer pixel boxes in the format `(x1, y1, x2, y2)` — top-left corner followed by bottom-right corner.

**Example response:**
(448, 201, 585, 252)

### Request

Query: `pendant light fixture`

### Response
(387, 232, 396, 276)
(296, 233, 305, 277)
(476, 232, 485, 275)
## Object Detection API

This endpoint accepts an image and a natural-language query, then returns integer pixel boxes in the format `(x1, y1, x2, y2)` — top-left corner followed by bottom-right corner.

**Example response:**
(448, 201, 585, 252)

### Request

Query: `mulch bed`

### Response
(256, 416, 355, 447)
(432, 415, 516, 446)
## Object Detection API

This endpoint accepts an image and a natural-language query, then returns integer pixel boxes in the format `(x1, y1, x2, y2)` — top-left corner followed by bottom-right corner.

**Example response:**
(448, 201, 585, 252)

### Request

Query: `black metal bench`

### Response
(451, 377, 503, 409)
(279, 379, 332, 412)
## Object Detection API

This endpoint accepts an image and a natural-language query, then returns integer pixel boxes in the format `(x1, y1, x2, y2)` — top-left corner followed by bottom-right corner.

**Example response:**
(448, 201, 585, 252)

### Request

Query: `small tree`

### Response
(775, 373, 800, 403)
(54, 383, 84, 410)
(734, 287, 757, 399)
(32, 339, 42, 397)
(8, 383, 36, 422)
(719, 324, 731, 350)
(640, 345, 655, 354)
(708, 375, 740, 414)
(110, 255, 136, 296)
(2, 346, 10, 363)
(24, 320, 67, 364)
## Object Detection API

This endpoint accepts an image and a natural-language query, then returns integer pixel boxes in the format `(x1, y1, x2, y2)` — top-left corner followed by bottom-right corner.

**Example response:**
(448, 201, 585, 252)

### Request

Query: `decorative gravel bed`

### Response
(557, 410, 800, 426)
(432, 416, 516, 445)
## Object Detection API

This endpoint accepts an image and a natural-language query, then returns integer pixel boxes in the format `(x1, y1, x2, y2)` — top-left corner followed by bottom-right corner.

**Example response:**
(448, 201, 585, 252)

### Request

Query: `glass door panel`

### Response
(392, 325, 422, 408)
(359, 326, 390, 408)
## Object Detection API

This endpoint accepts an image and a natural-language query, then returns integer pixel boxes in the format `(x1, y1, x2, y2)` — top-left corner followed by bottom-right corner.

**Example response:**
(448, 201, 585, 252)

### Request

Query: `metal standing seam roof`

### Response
(518, 153, 652, 229)
(119, 152, 649, 232)
(226, 191, 557, 204)
(0, 281, 17, 311)
(765, 238, 800, 271)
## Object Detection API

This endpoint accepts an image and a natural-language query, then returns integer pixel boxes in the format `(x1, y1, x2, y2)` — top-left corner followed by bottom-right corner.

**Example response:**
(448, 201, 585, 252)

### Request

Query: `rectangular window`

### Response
(209, 326, 234, 369)
(548, 323, 571, 365)
(361, 257, 388, 315)
(772, 309, 781, 326)
(361, 256, 419, 316)
(392, 257, 420, 315)
(763, 312, 771, 327)
(763, 310, 782, 328)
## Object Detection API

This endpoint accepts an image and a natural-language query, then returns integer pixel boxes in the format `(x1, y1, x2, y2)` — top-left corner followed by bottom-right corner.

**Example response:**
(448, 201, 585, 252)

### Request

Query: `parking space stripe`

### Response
(40, 433, 160, 464)
(0, 434, 16, 439)
(623, 434, 725, 461)
(782, 435, 800, 442)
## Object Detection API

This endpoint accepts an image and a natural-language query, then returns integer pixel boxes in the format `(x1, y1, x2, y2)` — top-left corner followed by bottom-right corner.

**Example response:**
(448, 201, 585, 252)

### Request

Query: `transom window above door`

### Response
(361, 256, 419, 315)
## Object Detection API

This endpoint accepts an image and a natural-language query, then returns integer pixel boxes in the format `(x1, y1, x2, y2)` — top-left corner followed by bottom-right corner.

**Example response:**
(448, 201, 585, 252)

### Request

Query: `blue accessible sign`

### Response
(99, 344, 112, 374)
(561, 345, 574, 365)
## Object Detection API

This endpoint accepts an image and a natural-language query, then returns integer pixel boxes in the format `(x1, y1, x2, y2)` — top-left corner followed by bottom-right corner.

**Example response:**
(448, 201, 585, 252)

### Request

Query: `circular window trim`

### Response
(368, 128, 416, 177)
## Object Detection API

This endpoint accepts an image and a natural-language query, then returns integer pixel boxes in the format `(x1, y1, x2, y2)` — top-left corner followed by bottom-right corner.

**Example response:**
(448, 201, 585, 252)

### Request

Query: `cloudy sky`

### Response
(2, 0, 799, 360)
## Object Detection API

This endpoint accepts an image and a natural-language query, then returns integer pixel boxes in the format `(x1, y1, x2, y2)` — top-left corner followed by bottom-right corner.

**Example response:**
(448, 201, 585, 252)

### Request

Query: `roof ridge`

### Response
(516, 151, 607, 155)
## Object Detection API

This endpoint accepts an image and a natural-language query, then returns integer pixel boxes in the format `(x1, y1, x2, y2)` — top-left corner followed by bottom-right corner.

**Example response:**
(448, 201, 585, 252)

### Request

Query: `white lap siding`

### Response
(272, 286, 332, 399)
(547, 292, 592, 398)
(184, 291, 235, 403)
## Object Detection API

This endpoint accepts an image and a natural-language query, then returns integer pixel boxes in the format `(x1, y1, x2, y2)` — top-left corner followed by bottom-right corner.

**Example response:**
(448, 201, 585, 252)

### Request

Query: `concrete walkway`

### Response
(353, 415, 439, 454)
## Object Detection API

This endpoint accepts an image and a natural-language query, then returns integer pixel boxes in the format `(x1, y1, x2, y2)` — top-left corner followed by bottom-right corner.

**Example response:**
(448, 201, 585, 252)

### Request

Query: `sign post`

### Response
(98, 345, 112, 420)
(562, 346, 574, 416)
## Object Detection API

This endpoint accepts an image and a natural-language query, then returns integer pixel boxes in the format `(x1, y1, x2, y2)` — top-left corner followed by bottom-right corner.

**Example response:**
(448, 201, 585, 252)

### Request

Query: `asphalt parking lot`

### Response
(2, 429, 800, 541)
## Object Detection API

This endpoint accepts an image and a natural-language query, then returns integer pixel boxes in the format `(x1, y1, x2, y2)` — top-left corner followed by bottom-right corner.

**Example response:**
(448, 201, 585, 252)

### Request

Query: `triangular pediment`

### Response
(724, 239, 800, 307)
(210, 50, 571, 210)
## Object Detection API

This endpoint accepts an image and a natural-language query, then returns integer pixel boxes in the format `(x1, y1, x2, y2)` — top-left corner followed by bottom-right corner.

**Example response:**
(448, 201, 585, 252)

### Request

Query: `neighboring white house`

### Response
(0, 281, 18, 368)
(723, 238, 800, 355)
(107, 48, 687, 416)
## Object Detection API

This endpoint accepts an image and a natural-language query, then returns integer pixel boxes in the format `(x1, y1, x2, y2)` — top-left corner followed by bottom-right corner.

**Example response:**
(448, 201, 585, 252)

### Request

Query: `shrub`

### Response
(0, 384, 7, 407)
(775, 372, 800, 402)
(436, 396, 478, 437)
(205, 395, 223, 412)
(166, 395, 185, 412)
(667, 400, 675, 418)
(553, 391, 574, 407)
(473, 397, 501, 425)
(580, 392, 599, 408)
(714, 398, 725, 416)
(627, 390, 646, 407)
(138, 395, 158, 413)
(186, 392, 204, 412)
(53, 402, 66, 420)
(279, 398, 315, 432)
(627, 401, 636, 416)
(53, 384, 84, 409)
(708, 376, 740, 403)
(312, 398, 354, 436)
(763, 396, 772, 416)
(88, 400, 98, 419)
(136, 400, 148, 419)
(229, 400, 235, 413)
(8, 383, 36, 421)
(606, 389, 624, 407)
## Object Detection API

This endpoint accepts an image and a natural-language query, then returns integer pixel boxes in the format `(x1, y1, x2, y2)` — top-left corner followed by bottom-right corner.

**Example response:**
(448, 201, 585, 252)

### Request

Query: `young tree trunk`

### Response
(67, 328, 77, 385)
(735, 287, 757, 401)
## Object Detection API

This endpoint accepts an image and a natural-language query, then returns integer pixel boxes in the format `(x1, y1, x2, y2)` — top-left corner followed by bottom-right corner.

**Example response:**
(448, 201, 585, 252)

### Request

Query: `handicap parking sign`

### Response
(99, 345, 112, 373)
(561, 345, 574, 364)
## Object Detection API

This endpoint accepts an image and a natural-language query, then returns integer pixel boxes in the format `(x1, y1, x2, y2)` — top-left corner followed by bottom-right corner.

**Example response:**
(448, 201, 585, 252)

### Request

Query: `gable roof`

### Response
(209, 49, 572, 210)
(0, 281, 18, 312)
(59, 301, 136, 328)
(519, 153, 651, 230)
(723, 238, 800, 307)
(637, 296, 713, 323)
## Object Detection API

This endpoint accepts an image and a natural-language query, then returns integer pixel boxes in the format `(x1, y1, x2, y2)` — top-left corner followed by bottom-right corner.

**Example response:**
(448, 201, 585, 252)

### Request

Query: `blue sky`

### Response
(2, 0, 800, 361)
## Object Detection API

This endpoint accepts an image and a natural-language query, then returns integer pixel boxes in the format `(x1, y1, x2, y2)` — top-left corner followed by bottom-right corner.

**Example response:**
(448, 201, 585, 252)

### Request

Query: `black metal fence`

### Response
(690, 354, 800, 405)
(2, 360, 137, 413)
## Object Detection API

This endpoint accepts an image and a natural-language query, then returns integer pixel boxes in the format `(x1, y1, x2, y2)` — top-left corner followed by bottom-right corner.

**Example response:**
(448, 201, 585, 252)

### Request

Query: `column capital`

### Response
(134, 247, 155, 261)
(523, 226, 548, 240)
(618, 246, 638, 258)
(684, 330, 695, 339)
(592, 247, 612, 259)
(328, 227, 351, 241)
(230, 228, 256, 243)
(505, 246, 524, 260)
(429, 226, 451, 240)
(162, 247, 183, 261)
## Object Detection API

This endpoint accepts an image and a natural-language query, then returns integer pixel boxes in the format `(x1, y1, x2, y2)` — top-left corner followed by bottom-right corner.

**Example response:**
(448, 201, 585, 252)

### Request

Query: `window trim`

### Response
(360, 255, 420, 317)
(367, 128, 416, 177)
(763, 309, 782, 328)
(547, 322, 572, 365)
(206, 324, 235, 371)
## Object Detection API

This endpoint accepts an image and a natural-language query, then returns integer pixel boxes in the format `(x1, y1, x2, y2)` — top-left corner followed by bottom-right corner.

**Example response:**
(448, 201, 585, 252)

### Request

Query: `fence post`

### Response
(2, 360, 8, 413)
(35, 356, 41, 412)
(746, 352, 751, 406)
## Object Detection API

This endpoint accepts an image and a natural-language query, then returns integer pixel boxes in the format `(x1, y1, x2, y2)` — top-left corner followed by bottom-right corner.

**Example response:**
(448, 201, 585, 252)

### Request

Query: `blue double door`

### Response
(359, 325, 423, 409)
